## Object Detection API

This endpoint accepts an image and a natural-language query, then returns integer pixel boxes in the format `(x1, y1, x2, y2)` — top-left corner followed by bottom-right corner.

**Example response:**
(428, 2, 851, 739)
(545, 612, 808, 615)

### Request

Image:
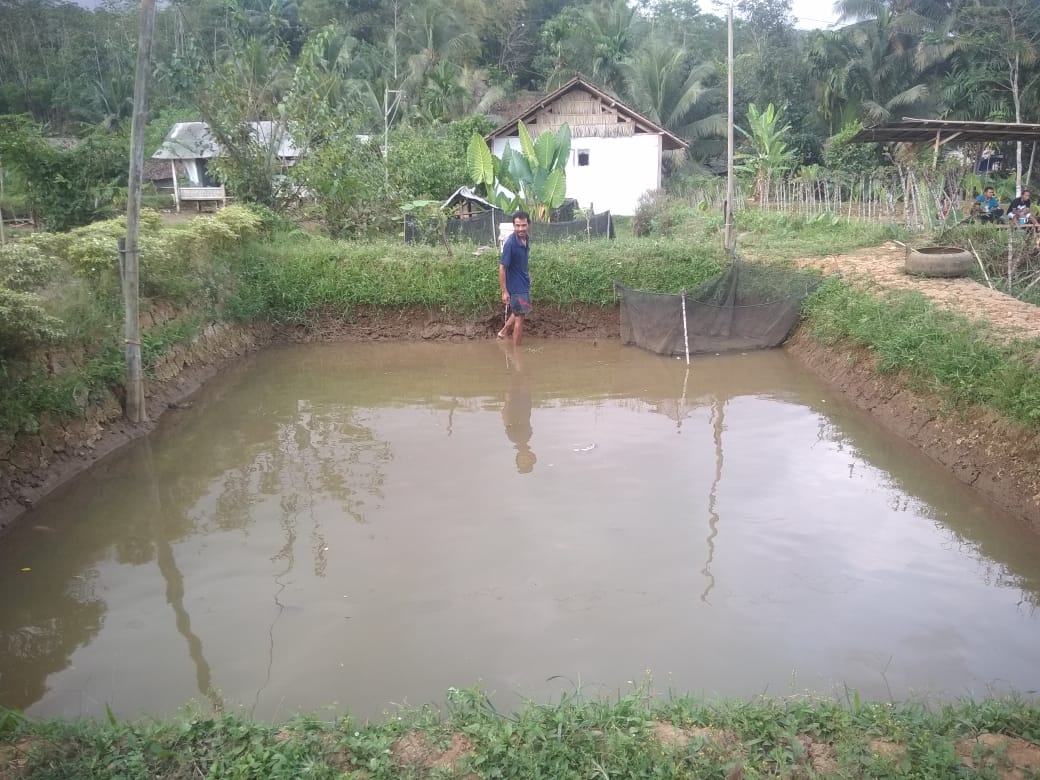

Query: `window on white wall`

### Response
(577, 150, 590, 166)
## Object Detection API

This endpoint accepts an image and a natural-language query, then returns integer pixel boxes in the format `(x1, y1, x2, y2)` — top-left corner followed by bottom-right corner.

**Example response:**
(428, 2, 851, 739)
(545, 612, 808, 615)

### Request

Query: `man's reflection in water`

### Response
(500, 344, 536, 474)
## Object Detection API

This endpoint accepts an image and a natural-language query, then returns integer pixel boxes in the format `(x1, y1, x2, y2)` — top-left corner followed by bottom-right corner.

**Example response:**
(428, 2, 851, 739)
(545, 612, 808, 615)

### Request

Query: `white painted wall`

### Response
(490, 134, 662, 217)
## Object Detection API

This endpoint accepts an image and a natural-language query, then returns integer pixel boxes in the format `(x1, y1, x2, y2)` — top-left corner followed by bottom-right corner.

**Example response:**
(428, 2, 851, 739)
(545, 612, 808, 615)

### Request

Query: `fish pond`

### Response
(1, 341, 1038, 720)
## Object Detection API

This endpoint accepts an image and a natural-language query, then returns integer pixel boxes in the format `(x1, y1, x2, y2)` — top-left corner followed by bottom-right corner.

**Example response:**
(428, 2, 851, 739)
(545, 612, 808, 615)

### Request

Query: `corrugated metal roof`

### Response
(152, 121, 301, 159)
(850, 118, 1040, 144)
(442, 185, 495, 211)
(486, 76, 688, 151)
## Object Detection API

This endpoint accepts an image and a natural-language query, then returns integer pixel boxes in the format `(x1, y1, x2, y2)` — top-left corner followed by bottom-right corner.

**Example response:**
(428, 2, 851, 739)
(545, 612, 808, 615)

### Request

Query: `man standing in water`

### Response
(497, 210, 532, 346)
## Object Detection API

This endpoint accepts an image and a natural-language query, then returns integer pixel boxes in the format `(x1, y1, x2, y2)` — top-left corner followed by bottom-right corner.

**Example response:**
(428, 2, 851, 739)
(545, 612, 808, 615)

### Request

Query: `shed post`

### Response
(171, 161, 180, 213)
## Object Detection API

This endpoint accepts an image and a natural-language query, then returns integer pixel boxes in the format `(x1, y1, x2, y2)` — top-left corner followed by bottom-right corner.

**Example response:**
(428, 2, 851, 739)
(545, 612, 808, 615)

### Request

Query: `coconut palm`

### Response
(586, 0, 648, 95)
(812, 2, 936, 123)
(622, 39, 724, 158)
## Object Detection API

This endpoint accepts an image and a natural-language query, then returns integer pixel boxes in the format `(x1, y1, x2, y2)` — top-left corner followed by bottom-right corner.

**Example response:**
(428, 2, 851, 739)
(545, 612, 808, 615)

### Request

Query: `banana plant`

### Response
(735, 103, 796, 204)
(467, 121, 570, 221)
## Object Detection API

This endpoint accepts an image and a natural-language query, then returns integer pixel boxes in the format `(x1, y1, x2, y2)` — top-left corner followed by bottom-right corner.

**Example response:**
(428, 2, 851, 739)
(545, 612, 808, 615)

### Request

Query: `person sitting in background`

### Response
(1009, 189, 1032, 215)
(1011, 204, 1040, 229)
(1009, 197, 1040, 248)
(972, 187, 1003, 222)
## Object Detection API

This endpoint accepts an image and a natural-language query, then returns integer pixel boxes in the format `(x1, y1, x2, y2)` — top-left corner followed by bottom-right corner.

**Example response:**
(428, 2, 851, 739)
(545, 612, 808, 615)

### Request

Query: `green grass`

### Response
(734, 209, 907, 260)
(225, 232, 725, 324)
(2, 688, 1038, 778)
(804, 280, 1040, 427)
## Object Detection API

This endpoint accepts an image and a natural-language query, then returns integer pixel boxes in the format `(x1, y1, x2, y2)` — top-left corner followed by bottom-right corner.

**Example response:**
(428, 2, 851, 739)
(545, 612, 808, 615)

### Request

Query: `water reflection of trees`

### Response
(0, 368, 395, 713)
(0, 568, 105, 709)
(639, 355, 1040, 614)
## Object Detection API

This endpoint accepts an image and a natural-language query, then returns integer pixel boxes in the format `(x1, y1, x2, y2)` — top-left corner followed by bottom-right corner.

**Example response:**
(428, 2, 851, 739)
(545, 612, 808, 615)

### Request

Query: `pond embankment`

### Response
(1, 292, 1038, 534)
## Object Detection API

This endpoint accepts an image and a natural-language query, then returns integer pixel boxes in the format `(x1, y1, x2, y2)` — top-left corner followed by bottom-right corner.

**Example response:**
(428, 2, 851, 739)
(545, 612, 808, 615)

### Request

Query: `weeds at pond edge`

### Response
(2, 688, 1039, 778)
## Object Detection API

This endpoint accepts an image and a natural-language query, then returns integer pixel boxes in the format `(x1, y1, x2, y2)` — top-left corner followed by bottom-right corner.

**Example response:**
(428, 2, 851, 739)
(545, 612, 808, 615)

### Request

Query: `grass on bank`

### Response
(2, 688, 1039, 779)
(225, 231, 726, 323)
(1, 205, 1037, 439)
(804, 280, 1040, 427)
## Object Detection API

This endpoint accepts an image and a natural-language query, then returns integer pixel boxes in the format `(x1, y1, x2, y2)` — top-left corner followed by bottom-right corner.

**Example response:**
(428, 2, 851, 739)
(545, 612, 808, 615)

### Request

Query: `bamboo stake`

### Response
(681, 292, 690, 366)
(967, 239, 993, 289)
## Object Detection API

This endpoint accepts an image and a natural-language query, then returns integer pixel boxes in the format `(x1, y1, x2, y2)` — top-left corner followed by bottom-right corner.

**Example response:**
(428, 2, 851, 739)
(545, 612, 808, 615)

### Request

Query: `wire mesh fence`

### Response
(404, 208, 616, 247)
(674, 168, 977, 231)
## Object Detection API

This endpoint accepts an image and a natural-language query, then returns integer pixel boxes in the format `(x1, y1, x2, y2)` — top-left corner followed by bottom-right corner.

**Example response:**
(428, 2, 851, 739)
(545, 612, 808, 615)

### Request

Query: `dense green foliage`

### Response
(0, 207, 266, 435)
(0, 117, 127, 231)
(2, 688, 1039, 778)
(2, 0, 1039, 197)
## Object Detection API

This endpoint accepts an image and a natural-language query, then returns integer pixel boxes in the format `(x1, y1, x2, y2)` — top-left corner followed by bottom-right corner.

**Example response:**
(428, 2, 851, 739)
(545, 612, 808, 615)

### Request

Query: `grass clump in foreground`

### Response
(2, 688, 1039, 778)
(804, 279, 1040, 428)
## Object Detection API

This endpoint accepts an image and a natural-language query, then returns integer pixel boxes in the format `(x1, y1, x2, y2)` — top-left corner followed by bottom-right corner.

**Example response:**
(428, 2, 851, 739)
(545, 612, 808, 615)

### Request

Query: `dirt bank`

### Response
(0, 323, 266, 532)
(1, 291, 1037, 533)
(789, 239, 1040, 527)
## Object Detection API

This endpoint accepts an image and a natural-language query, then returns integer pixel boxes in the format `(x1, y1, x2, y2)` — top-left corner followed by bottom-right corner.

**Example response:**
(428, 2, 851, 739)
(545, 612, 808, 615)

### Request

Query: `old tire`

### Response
(905, 245, 973, 278)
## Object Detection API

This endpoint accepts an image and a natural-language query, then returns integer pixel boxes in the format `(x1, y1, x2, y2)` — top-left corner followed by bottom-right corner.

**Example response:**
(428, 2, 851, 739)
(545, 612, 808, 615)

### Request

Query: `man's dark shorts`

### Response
(509, 294, 532, 315)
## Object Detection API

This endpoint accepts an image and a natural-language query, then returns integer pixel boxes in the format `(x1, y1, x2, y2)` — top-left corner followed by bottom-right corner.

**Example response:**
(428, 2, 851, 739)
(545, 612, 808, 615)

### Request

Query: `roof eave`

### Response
(486, 76, 687, 151)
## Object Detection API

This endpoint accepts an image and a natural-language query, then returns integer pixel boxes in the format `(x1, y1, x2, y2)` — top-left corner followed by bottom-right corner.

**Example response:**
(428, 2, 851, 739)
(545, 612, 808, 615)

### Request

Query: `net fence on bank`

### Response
(404, 208, 615, 245)
(616, 260, 822, 356)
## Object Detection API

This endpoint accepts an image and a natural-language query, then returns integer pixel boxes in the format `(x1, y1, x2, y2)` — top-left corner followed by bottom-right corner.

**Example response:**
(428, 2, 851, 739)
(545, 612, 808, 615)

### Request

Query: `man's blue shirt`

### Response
(976, 194, 999, 212)
(500, 233, 530, 295)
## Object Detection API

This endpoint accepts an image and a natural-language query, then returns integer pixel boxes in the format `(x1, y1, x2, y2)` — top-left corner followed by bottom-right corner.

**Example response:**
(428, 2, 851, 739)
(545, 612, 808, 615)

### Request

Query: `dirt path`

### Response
(793, 241, 1040, 342)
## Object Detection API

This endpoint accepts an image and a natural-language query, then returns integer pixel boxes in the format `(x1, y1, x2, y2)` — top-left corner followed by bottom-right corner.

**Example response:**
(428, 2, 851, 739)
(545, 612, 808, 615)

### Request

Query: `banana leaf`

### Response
(467, 133, 494, 189)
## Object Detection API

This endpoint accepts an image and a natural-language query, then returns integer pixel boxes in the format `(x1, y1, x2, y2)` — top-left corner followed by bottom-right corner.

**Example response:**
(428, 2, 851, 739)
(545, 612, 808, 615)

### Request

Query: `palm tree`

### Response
(814, 2, 936, 123)
(586, 0, 647, 95)
(622, 39, 724, 156)
(398, 0, 479, 118)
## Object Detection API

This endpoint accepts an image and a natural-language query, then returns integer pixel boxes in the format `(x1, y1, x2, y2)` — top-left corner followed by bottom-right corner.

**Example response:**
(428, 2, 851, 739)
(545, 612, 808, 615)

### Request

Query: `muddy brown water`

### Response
(2, 340, 1039, 721)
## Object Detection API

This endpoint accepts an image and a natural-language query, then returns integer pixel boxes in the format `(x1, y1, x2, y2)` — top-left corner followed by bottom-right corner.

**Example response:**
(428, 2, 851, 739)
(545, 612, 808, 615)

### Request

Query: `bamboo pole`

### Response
(0, 161, 5, 246)
(681, 292, 690, 366)
(123, 0, 157, 424)
(724, 6, 735, 257)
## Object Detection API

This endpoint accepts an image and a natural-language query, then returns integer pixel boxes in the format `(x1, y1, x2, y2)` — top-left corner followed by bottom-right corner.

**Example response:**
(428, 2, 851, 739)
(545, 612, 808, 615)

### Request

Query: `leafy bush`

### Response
(0, 116, 128, 231)
(23, 206, 264, 302)
(0, 287, 64, 358)
(388, 116, 493, 200)
(632, 190, 695, 237)
(290, 134, 397, 237)
(28, 212, 160, 289)
(0, 242, 60, 291)
(823, 123, 887, 177)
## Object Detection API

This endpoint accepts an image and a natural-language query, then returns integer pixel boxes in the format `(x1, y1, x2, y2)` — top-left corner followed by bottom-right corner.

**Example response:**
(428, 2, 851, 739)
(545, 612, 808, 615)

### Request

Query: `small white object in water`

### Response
(572, 443, 596, 452)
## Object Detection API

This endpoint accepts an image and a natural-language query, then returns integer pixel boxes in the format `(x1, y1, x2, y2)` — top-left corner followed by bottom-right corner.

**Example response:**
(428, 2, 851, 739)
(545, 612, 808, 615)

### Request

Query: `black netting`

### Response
(405, 209, 615, 244)
(617, 260, 822, 356)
